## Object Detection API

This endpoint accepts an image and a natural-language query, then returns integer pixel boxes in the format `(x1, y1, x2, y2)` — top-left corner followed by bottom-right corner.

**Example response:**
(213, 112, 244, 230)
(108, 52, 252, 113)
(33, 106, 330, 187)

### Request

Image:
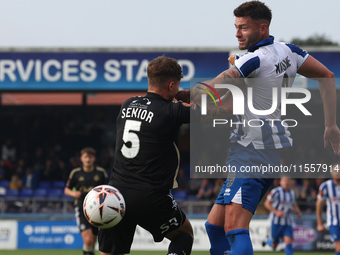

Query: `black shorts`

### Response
(75, 206, 98, 235)
(98, 186, 187, 254)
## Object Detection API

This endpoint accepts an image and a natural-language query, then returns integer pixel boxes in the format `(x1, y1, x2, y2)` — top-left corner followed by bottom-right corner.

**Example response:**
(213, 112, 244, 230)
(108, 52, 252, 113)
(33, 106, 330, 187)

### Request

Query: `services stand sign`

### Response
(1, 51, 339, 91)
(0, 52, 229, 91)
(17, 220, 82, 249)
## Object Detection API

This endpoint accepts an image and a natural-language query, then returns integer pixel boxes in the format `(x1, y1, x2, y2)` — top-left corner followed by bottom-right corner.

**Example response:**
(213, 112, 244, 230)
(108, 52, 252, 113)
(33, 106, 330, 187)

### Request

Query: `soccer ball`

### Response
(83, 185, 126, 229)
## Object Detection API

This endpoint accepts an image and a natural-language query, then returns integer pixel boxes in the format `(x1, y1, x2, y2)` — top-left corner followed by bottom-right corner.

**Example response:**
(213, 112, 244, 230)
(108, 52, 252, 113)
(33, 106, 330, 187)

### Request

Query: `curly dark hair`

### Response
(234, 1, 272, 24)
(147, 56, 183, 87)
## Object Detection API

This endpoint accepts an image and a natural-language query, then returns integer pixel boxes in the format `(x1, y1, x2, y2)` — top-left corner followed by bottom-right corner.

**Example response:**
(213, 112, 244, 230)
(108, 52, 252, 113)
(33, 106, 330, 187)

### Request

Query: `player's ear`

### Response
(260, 22, 268, 35)
(168, 81, 175, 92)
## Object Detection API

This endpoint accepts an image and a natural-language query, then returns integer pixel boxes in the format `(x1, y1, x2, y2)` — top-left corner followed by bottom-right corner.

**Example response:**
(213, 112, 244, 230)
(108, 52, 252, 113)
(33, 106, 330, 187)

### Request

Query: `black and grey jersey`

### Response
(66, 166, 108, 207)
(110, 92, 194, 191)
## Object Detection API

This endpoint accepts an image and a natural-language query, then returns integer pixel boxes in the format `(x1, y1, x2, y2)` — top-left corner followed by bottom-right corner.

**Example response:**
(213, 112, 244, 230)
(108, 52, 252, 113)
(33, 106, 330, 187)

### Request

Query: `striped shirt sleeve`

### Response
(318, 181, 328, 200)
(234, 53, 260, 78)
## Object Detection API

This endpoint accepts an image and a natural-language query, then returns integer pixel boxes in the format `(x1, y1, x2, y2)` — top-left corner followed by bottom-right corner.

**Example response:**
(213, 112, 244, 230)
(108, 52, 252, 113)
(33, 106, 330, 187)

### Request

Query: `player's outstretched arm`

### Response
(189, 66, 243, 103)
(298, 56, 340, 156)
(175, 67, 244, 120)
(316, 198, 326, 232)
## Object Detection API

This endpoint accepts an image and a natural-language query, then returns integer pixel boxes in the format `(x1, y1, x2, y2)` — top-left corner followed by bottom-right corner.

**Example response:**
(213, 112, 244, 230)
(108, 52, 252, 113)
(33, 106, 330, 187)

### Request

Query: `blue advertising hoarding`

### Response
(0, 50, 339, 91)
(18, 220, 83, 249)
(0, 51, 229, 91)
(312, 51, 340, 77)
(304, 51, 340, 89)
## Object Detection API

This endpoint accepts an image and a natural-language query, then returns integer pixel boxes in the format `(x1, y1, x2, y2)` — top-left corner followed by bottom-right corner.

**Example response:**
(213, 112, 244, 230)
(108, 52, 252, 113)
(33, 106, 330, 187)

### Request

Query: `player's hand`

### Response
(228, 54, 236, 65)
(274, 210, 285, 218)
(324, 124, 340, 156)
(74, 190, 82, 198)
(317, 223, 326, 232)
(175, 90, 190, 103)
(297, 210, 302, 218)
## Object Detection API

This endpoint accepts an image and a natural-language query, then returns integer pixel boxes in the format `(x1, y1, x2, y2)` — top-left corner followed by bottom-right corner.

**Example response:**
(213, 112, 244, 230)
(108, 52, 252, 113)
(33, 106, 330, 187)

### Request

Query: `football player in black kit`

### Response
(65, 147, 108, 255)
(98, 56, 198, 255)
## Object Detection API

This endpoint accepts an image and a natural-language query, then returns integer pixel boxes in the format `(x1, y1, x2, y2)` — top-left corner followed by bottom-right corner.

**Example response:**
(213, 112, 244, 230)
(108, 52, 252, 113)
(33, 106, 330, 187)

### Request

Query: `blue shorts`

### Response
(329, 226, 340, 242)
(215, 143, 280, 213)
(271, 224, 293, 244)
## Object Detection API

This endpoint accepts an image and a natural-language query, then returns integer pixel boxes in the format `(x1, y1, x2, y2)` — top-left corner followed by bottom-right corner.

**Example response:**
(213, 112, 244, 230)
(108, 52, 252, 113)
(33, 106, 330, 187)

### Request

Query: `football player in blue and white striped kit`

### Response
(264, 177, 302, 254)
(176, 1, 340, 255)
(316, 164, 340, 255)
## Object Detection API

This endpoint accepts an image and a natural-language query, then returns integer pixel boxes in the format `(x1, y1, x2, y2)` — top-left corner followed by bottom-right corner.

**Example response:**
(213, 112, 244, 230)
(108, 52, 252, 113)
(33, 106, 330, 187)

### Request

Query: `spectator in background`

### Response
(187, 172, 202, 198)
(9, 173, 22, 190)
(210, 178, 225, 210)
(2, 138, 16, 161)
(290, 178, 301, 201)
(196, 178, 214, 200)
(32, 147, 45, 174)
(177, 167, 190, 192)
(0, 160, 6, 181)
(41, 159, 59, 181)
(14, 158, 28, 180)
(56, 159, 69, 181)
(69, 151, 81, 170)
(271, 178, 281, 189)
(2, 158, 15, 177)
(315, 177, 325, 190)
(22, 168, 39, 190)
(212, 179, 225, 200)
(298, 179, 317, 213)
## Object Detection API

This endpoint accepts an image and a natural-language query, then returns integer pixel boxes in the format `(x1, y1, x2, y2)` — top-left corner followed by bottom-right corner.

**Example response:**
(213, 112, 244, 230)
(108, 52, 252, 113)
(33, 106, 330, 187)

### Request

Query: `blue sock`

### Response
(266, 237, 272, 247)
(285, 243, 293, 255)
(205, 222, 230, 255)
(226, 229, 253, 255)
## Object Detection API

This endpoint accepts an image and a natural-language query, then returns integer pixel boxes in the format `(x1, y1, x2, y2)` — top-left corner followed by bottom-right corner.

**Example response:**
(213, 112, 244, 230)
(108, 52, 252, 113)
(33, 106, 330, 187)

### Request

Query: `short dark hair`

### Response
(234, 1, 272, 24)
(80, 147, 96, 156)
(147, 56, 183, 87)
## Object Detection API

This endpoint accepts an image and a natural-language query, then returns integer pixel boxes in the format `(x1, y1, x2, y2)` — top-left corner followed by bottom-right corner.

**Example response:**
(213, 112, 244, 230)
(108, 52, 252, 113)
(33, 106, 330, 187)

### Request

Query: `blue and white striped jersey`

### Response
(232, 36, 309, 149)
(267, 186, 297, 226)
(318, 179, 340, 227)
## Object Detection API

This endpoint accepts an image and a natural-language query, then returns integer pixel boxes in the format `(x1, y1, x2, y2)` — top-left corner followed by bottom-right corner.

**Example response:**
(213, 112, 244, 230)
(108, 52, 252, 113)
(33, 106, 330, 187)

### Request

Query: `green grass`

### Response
(0, 251, 335, 255)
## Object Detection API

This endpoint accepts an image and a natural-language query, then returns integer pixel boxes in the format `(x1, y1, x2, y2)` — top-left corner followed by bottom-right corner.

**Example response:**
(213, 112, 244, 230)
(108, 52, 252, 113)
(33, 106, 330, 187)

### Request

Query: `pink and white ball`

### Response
(83, 185, 126, 229)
